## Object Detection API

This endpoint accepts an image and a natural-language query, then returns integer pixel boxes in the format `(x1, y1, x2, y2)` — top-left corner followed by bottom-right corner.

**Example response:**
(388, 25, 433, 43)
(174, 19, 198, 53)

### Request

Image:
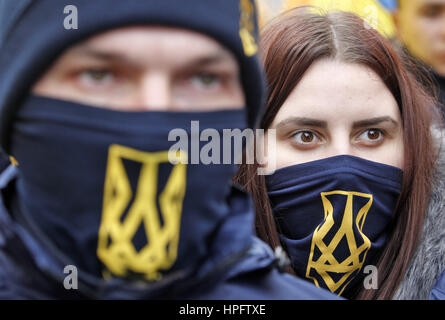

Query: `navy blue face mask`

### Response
(9, 94, 249, 282)
(266, 155, 403, 296)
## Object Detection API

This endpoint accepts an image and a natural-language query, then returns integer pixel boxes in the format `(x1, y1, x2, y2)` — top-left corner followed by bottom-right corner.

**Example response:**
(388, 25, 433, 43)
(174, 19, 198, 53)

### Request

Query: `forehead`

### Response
(63, 26, 238, 68)
(276, 59, 400, 122)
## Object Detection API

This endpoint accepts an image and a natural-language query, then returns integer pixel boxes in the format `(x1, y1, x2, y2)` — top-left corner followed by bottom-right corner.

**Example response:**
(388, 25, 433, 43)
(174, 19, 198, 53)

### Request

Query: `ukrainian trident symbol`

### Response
(97, 145, 187, 281)
(306, 191, 373, 295)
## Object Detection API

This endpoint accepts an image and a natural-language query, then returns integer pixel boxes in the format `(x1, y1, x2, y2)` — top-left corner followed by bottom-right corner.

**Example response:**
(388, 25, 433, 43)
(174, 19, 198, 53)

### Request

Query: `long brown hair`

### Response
(235, 8, 440, 299)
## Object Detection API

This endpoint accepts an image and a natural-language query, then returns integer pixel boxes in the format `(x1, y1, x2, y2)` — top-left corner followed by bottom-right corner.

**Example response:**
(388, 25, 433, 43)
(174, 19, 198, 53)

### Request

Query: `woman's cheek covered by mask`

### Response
(266, 155, 403, 296)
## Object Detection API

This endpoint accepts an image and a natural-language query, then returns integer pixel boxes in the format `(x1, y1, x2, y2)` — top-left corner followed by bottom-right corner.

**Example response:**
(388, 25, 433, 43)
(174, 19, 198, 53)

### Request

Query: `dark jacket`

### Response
(433, 72, 445, 120)
(0, 165, 337, 300)
(393, 129, 445, 300)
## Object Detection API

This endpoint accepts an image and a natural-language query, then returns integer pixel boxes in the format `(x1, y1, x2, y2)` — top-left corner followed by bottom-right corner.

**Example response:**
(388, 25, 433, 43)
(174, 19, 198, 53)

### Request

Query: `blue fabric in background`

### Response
(379, 0, 397, 11)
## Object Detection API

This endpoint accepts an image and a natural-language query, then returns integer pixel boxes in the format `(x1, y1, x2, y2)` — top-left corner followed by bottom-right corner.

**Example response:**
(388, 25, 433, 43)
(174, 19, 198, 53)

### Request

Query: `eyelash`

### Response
(75, 68, 226, 88)
(189, 72, 224, 88)
(289, 128, 387, 149)
(81, 68, 113, 79)
(72, 67, 117, 87)
(290, 130, 323, 149)
(355, 128, 386, 146)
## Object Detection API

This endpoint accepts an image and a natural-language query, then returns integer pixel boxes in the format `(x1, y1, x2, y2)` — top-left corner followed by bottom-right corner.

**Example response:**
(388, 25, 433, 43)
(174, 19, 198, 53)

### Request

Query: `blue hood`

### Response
(0, 0, 266, 153)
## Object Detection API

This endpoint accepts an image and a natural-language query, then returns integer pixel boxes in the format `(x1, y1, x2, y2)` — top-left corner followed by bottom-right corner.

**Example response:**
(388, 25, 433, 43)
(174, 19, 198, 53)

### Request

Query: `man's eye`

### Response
(79, 69, 114, 84)
(190, 73, 221, 88)
(292, 130, 320, 145)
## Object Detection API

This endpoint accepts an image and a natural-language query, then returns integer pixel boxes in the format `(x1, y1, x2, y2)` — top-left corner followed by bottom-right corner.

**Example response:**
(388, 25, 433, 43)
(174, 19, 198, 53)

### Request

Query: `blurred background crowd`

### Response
(256, 0, 445, 118)
(257, 0, 397, 34)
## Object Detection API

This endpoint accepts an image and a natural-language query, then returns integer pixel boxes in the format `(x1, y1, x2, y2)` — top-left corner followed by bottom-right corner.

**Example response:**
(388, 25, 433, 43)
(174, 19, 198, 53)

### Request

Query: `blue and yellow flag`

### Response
(259, 0, 396, 38)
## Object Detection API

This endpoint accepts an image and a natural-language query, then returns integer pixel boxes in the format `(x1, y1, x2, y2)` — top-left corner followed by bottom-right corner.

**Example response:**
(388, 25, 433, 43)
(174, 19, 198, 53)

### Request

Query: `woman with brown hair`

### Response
(236, 7, 445, 299)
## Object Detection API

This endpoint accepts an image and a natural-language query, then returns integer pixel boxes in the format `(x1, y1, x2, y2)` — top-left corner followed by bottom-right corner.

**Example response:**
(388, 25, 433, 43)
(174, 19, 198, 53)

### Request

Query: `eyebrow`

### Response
(352, 116, 399, 128)
(275, 117, 328, 129)
(69, 45, 233, 69)
(274, 116, 399, 130)
(419, 1, 445, 9)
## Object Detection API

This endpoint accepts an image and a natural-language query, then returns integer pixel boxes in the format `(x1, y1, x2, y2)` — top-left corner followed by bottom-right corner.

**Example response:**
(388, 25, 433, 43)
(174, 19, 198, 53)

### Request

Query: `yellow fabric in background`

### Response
(258, 0, 396, 38)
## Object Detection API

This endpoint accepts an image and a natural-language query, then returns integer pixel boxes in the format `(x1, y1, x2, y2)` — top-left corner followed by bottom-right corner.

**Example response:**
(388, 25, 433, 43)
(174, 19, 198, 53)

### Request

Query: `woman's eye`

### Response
(292, 130, 320, 145)
(358, 129, 384, 144)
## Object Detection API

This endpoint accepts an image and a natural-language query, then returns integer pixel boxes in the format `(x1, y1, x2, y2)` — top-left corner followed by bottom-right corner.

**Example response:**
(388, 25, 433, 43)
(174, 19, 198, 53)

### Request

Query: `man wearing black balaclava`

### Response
(0, 0, 337, 299)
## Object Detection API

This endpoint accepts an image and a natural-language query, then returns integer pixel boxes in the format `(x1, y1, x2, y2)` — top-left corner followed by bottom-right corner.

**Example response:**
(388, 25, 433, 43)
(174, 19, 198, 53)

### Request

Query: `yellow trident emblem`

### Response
(306, 191, 373, 295)
(97, 145, 187, 281)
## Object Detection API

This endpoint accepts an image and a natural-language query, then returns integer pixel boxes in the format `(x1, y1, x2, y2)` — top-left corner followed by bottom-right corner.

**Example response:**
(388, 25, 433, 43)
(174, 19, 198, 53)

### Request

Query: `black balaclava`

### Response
(0, 0, 266, 286)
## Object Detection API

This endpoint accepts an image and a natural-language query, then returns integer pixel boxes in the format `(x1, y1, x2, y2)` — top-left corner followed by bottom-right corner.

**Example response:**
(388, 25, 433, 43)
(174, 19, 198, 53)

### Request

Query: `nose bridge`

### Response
(138, 71, 172, 110)
(326, 128, 353, 158)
